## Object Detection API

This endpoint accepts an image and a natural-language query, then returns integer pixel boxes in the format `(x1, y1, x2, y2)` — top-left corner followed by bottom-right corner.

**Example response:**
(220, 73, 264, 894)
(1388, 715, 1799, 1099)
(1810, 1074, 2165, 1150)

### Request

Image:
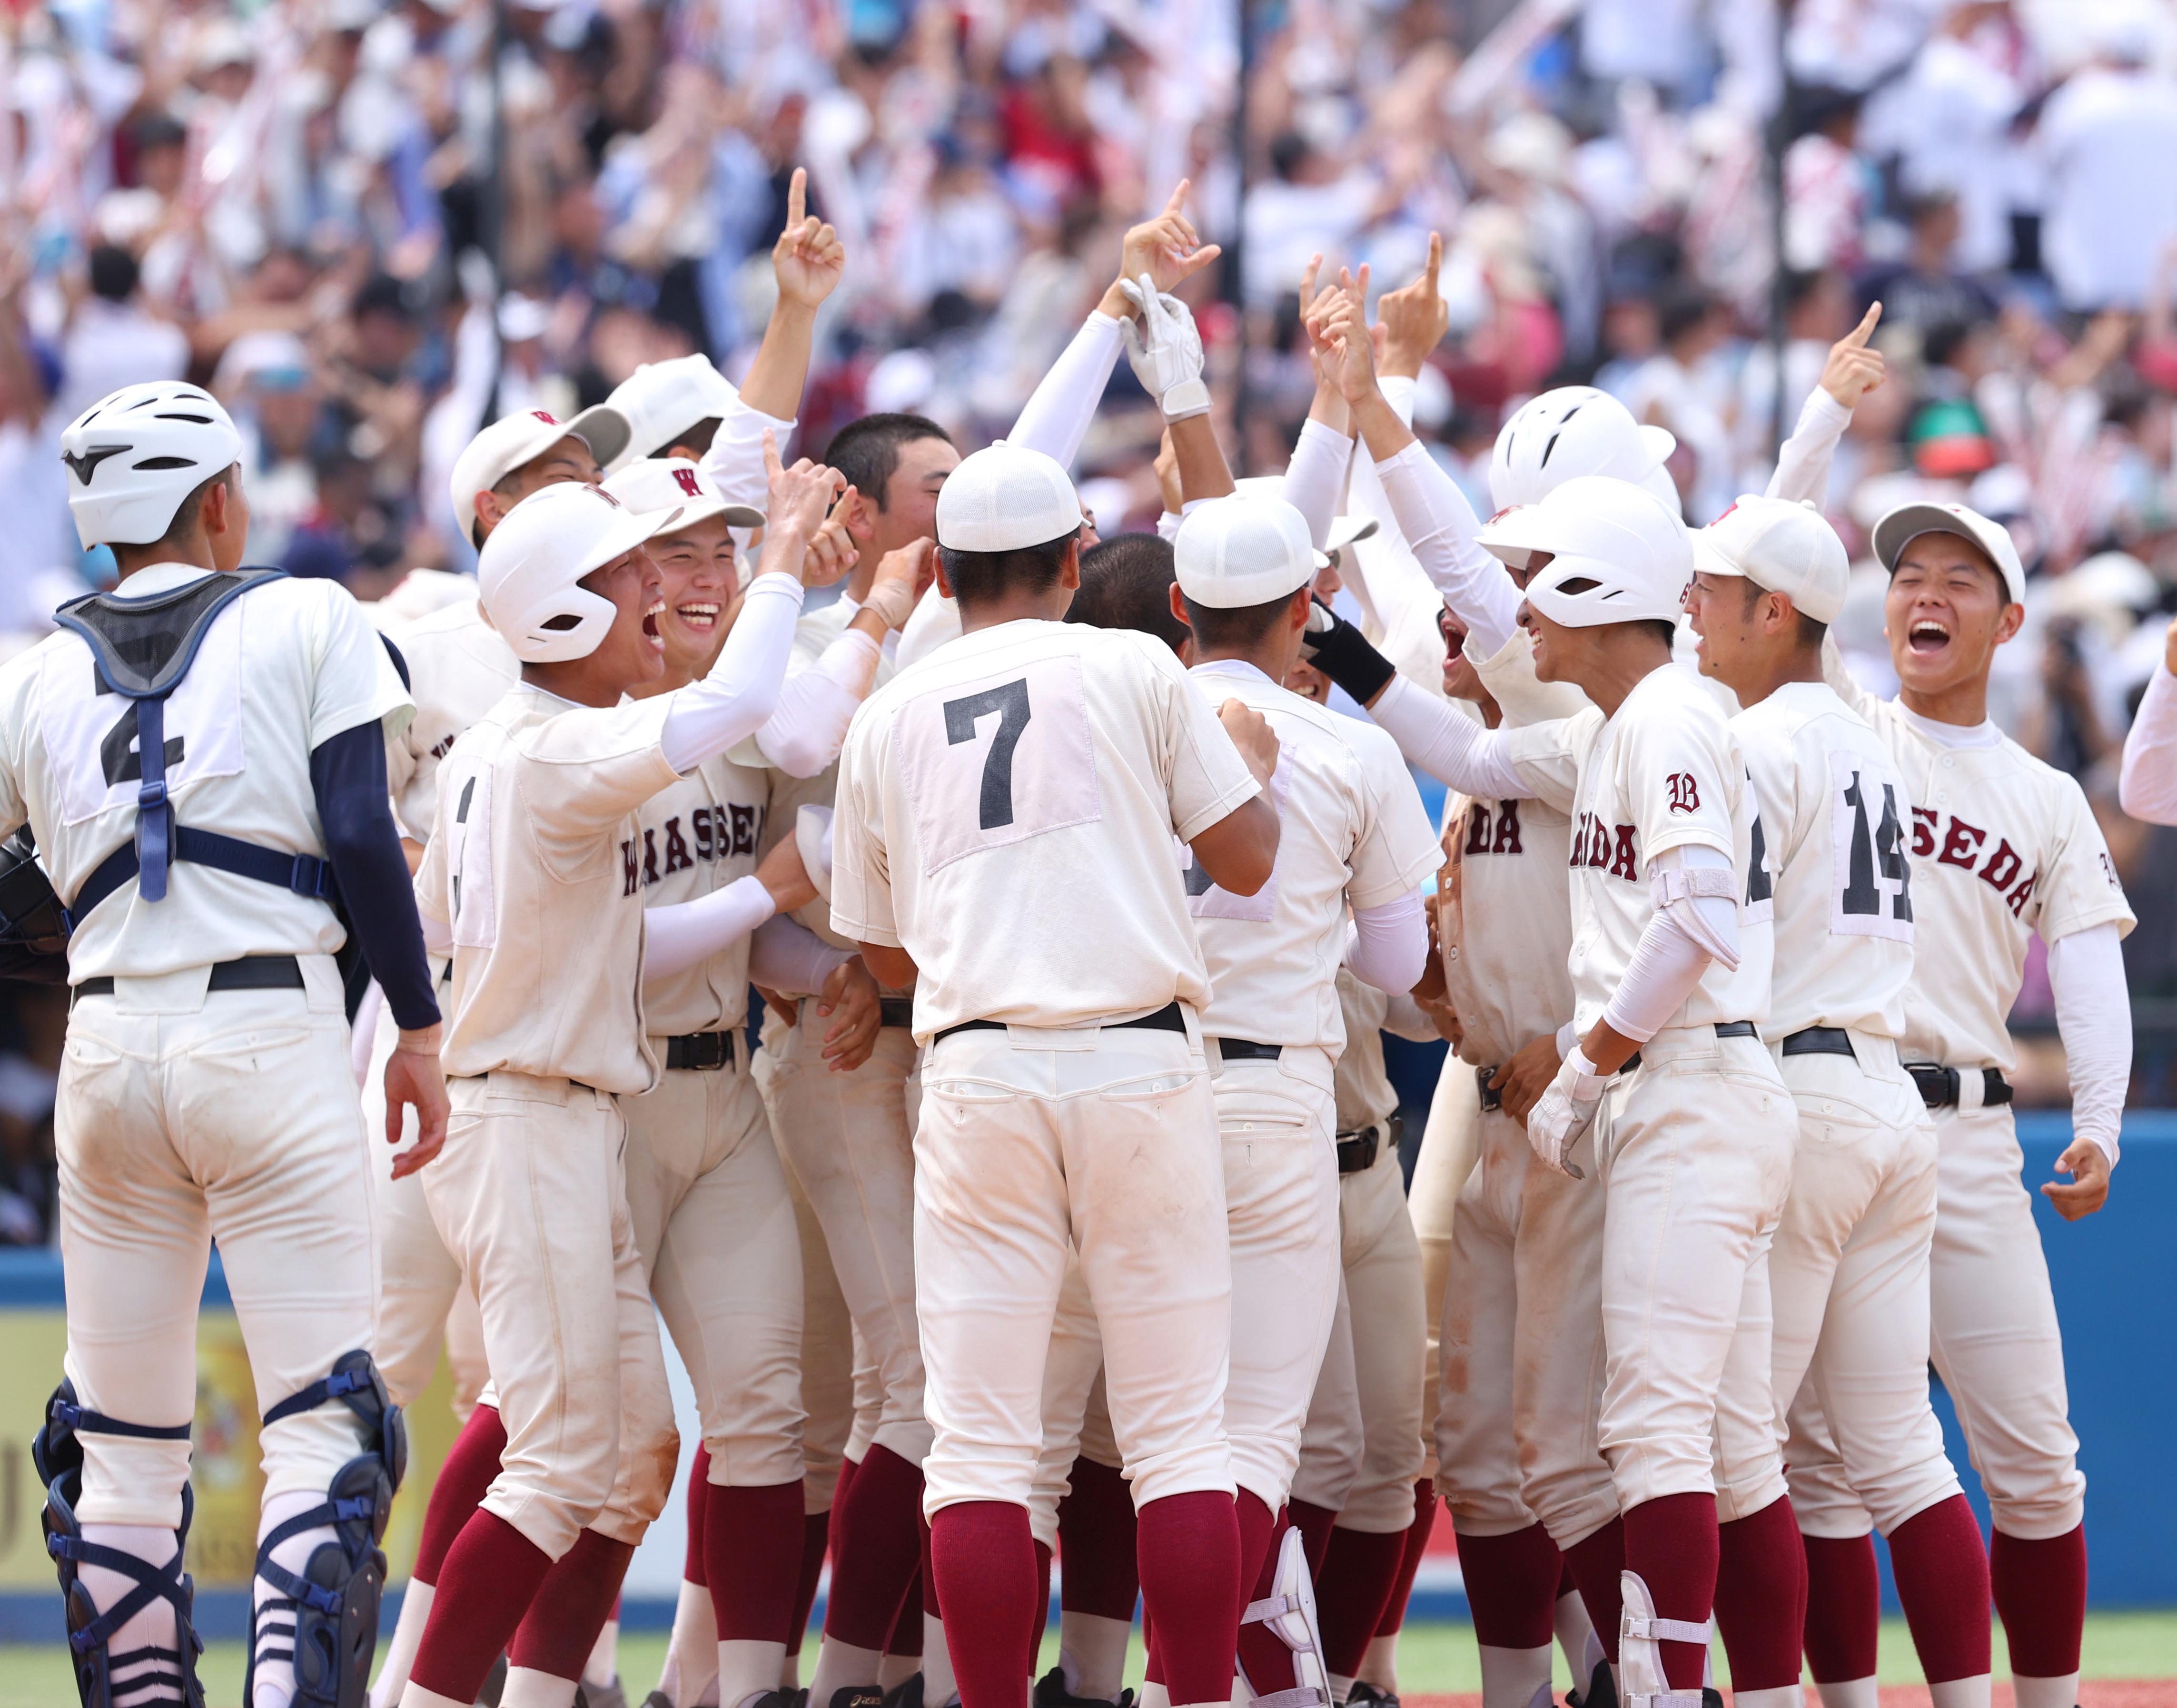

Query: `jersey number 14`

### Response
(1829, 753, 1913, 943)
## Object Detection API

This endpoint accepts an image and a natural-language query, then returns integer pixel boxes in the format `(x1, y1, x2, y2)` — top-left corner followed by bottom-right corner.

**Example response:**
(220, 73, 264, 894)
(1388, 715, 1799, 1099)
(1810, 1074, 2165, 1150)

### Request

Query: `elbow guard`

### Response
(1650, 860, 1742, 970)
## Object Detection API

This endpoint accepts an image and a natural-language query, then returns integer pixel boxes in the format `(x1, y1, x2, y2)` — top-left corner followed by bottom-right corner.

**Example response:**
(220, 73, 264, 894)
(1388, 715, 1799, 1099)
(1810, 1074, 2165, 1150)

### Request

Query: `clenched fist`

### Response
(1218, 698, 1282, 787)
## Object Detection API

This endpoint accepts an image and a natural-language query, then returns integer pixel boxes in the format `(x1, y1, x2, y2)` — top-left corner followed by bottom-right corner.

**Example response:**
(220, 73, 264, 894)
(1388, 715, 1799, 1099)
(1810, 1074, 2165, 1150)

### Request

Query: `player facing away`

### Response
(15, 382, 445, 1708)
(1682, 497, 1993, 1708)
(829, 443, 1284, 1708)
(396, 444, 843, 1708)
(1813, 502, 2134, 1708)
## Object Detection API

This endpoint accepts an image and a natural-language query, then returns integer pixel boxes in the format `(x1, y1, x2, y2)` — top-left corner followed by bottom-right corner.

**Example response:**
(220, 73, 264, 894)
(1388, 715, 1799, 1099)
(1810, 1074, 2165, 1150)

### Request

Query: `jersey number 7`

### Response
(944, 679, 1031, 829)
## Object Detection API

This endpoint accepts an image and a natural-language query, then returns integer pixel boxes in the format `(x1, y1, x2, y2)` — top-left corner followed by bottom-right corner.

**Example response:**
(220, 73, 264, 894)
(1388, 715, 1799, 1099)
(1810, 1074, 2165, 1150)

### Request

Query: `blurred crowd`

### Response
(5, 0, 2177, 1156)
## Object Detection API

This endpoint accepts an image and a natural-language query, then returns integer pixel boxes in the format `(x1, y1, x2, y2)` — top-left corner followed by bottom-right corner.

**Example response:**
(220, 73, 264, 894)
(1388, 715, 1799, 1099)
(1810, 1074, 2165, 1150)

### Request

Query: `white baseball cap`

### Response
(1480, 474, 1691, 629)
(1870, 500, 2027, 607)
(603, 458, 763, 534)
(604, 355, 740, 472)
(1231, 475, 1377, 569)
(478, 482, 683, 663)
(1174, 493, 1316, 609)
(935, 442, 1081, 553)
(1692, 495, 1850, 624)
(450, 405, 633, 544)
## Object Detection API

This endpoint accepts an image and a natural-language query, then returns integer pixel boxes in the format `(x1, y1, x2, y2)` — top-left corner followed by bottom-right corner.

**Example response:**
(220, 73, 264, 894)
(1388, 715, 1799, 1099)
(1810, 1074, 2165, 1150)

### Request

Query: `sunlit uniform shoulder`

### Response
(382, 592, 520, 842)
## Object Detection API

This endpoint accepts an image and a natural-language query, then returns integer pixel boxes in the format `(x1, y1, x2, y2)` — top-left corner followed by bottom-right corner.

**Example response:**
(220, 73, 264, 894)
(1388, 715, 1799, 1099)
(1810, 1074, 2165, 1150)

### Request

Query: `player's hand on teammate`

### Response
(772, 168, 846, 311)
(815, 956, 883, 1073)
(386, 1023, 450, 1179)
(1491, 1031, 1564, 1125)
(756, 834, 821, 916)
(802, 487, 863, 587)
(1820, 302, 1886, 410)
(863, 538, 934, 632)
(1218, 698, 1283, 788)
(2042, 1136, 2111, 1220)
(1375, 233, 1449, 381)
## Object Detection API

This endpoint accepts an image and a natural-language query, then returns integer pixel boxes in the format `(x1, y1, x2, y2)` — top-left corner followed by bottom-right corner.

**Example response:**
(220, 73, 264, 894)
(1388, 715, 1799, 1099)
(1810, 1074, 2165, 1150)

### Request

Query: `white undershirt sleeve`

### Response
(1008, 313, 1125, 467)
(1283, 418, 1355, 548)
(700, 394, 799, 511)
(1368, 672, 1531, 800)
(752, 628, 883, 777)
(1372, 441, 1524, 657)
(1763, 387, 1852, 508)
(747, 913, 856, 996)
(1600, 846, 1741, 1042)
(2119, 661, 2177, 826)
(643, 874, 776, 982)
(659, 572, 806, 773)
(2045, 921, 2131, 1167)
(1341, 888, 1428, 995)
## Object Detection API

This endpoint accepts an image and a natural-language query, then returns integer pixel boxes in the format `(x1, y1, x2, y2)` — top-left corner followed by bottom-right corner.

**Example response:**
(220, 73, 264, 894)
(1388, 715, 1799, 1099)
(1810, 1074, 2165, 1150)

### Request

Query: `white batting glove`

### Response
(1119, 272, 1210, 421)
(1525, 1045, 1607, 1178)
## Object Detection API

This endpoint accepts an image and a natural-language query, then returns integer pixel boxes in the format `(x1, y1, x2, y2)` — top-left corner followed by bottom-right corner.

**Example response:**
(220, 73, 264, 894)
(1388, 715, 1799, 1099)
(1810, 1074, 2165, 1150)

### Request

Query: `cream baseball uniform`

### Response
(831, 618, 1259, 1515)
(0, 568, 411, 1522)
(1799, 681, 2135, 1541)
(412, 685, 685, 1560)
(1730, 681, 1966, 1534)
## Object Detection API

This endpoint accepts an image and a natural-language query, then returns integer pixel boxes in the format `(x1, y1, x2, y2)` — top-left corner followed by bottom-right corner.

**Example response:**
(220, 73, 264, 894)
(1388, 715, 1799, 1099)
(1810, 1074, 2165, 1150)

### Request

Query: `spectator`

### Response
(51, 246, 190, 429)
(2037, 20, 2177, 311)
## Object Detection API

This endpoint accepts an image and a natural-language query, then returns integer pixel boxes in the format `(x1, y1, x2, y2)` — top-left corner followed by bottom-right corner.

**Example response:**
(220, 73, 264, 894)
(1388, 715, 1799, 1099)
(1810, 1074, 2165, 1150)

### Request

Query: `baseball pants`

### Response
(1593, 1027, 1794, 1515)
(1787, 1099, 2084, 1540)
(55, 959, 378, 1526)
(1293, 1133, 1427, 1532)
(915, 1022, 1233, 1515)
(792, 1169, 859, 1513)
(423, 1072, 678, 1558)
(1214, 1047, 1344, 1516)
(1435, 1098, 1615, 1548)
(622, 1058, 805, 1488)
(1764, 1036, 1962, 1536)
(1411, 1055, 1480, 1471)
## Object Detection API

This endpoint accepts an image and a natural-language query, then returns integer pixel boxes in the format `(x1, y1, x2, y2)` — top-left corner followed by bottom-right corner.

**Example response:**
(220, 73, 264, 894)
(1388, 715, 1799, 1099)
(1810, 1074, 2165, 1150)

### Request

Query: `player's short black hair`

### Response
(1738, 577, 1828, 650)
(1634, 618, 1677, 649)
(942, 529, 1079, 608)
(825, 413, 953, 513)
(1069, 533, 1189, 655)
(1181, 589, 1302, 652)
(88, 244, 139, 303)
(647, 417, 721, 461)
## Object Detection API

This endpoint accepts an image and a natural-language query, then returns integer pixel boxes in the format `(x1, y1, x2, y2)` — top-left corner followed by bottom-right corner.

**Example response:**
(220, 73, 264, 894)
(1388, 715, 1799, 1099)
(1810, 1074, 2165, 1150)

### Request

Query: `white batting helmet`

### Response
(478, 483, 684, 663)
(1480, 475, 1691, 629)
(1490, 386, 1679, 516)
(60, 383, 245, 549)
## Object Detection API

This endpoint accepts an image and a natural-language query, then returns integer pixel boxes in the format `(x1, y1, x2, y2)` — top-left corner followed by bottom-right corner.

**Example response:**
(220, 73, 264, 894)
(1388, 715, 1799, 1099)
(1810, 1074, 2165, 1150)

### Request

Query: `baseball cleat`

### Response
(881, 1676, 924, 1708)
(1033, 1665, 1136, 1708)
(575, 1680, 629, 1708)
(1343, 1685, 1398, 1708)
(1564, 1655, 1615, 1708)
(826, 1689, 884, 1708)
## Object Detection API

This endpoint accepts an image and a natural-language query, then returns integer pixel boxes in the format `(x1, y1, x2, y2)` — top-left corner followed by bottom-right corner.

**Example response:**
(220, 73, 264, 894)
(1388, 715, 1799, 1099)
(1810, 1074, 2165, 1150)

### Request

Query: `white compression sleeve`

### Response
(1009, 313, 1125, 467)
(1283, 418, 1355, 548)
(2119, 662, 2177, 825)
(749, 913, 856, 996)
(1373, 441, 1524, 657)
(1763, 387, 1852, 507)
(1341, 888, 1429, 995)
(700, 394, 799, 511)
(659, 573, 806, 773)
(1368, 672, 1531, 800)
(753, 628, 883, 778)
(2045, 922, 2131, 1166)
(643, 874, 776, 983)
(1601, 846, 1741, 1042)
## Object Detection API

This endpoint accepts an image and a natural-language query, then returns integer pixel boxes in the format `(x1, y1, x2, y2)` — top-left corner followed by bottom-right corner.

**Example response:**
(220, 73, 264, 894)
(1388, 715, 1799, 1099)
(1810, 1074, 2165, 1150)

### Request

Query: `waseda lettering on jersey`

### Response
(1464, 800, 1525, 857)
(1569, 812, 1639, 882)
(1906, 807, 2039, 918)
(620, 806, 766, 895)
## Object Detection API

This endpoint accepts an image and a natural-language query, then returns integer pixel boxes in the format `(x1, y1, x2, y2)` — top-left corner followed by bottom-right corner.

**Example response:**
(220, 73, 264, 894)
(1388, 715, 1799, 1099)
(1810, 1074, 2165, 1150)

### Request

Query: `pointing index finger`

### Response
(1162, 178, 1191, 222)
(787, 166, 807, 231)
(1423, 230, 1442, 296)
(1845, 300, 1881, 346)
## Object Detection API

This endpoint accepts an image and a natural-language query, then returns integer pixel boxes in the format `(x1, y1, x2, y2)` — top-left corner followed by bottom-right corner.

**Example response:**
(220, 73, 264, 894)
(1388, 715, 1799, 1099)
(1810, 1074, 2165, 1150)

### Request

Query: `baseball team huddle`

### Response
(12, 175, 2137, 1708)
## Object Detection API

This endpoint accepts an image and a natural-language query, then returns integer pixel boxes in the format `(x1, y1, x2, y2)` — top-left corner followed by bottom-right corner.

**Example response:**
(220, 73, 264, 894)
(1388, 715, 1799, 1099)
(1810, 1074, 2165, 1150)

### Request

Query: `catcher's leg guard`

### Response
(1616, 1571, 1707, 1708)
(249, 1351, 407, 1708)
(35, 1381, 206, 1708)
(1240, 1525, 1332, 1708)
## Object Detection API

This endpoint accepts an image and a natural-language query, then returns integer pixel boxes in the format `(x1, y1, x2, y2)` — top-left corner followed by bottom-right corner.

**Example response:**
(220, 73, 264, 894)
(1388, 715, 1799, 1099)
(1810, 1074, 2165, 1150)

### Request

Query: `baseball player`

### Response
(15, 382, 443, 1708)
(1811, 502, 2134, 1708)
(393, 443, 841, 1708)
(829, 442, 1283, 1708)
(2119, 616, 2177, 823)
(1682, 497, 1993, 1708)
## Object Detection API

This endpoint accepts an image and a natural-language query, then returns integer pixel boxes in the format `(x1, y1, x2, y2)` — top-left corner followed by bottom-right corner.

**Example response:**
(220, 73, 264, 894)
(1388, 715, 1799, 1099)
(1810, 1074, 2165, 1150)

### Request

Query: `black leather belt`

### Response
(1621, 1018, 1756, 1076)
(664, 1030, 737, 1072)
(73, 954, 304, 1006)
(935, 999, 1186, 1047)
(1215, 1037, 1282, 1062)
(879, 998, 914, 1030)
(1477, 1067, 1503, 1111)
(1781, 1026, 1855, 1058)
(1906, 1063, 2011, 1109)
(1336, 1114, 1401, 1174)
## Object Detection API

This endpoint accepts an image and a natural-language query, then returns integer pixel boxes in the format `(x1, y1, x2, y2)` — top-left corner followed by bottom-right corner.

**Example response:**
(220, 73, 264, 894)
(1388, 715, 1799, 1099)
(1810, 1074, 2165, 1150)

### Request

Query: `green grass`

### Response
(5, 1615, 2177, 1706)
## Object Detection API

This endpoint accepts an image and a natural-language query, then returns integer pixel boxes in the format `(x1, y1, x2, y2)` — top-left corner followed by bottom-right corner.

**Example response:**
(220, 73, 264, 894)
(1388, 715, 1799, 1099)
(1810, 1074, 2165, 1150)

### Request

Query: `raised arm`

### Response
(2120, 630, 2177, 824)
(1765, 302, 1885, 507)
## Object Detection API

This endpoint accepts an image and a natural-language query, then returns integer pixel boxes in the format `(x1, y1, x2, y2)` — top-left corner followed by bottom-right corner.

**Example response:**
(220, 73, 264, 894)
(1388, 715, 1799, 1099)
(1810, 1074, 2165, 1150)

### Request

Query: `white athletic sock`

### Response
(1476, 1643, 1553, 1708)
(878, 1654, 919, 1691)
(1356, 1633, 1398, 1693)
(719, 1641, 789, 1708)
(374, 1580, 435, 1708)
(922, 1615, 959, 1708)
(584, 1618, 620, 1688)
(808, 1637, 886, 1705)
(781, 1650, 801, 1691)
(2010, 1675, 2081, 1708)
(1729, 1689, 1803, 1708)
(659, 1579, 720, 1708)
(499, 1668, 580, 1708)
(79, 1524, 184, 1704)
(1811, 1678, 1879, 1708)
(1330, 1676, 1356, 1706)
(253, 1488, 340, 1708)
(1137, 1682, 1169, 1708)
(395, 1687, 467, 1708)
(1928, 1678, 1993, 1708)
(1059, 1613, 1134, 1701)
(1552, 1589, 1598, 1687)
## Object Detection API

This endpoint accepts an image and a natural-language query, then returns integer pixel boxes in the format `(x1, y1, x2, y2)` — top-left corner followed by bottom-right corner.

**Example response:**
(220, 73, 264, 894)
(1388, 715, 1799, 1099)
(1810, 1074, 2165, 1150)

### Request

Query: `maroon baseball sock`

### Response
(509, 1528, 635, 1682)
(1288, 1499, 1337, 1581)
(684, 1446, 712, 1588)
(1318, 1526, 1415, 1678)
(792, 1510, 831, 1659)
(1888, 1496, 1991, 1683)
(1058, 1456, 1141, 1621)
(824, 1444, 927, 1649)
(409, 1511, 555, 1701)
(708, 1480, 810, 1644)
(1233, 1494, 1293, 1696)
(930, 1501, 1038, 1708)
(1991, 1524, 2087, 1680)
(415, 1404, 507, 1585)
(1561, 1518, 1625, 1664)
(1801, 1532, 1880, 1683)
(1621, 1494, 1716, 1690)
(1137, 1491, 1241, 1707)
(1375, 1483, 1437, 1639)
(830, 1454, 861, 1576)
(1455, 1523, 1562, 1650)
(1712, 1496, 1806, 1692)
(889, 1566, 925, 1657)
